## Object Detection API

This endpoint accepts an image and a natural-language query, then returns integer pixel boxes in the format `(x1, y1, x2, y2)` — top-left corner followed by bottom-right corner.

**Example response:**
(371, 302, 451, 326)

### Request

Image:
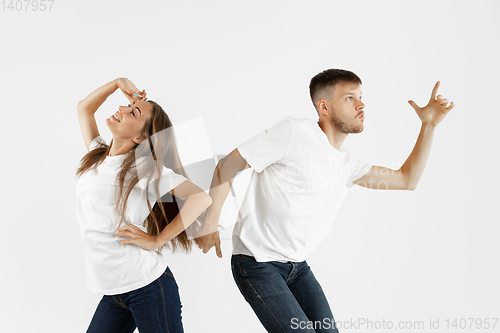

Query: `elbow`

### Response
(184, 191, 212, 215)
(77, 100, 87, 113)
(406, 182, 417, 191)
(203, 192, 213, 209)
(400, 170, 417, 191)
(194, 191, 212, 210)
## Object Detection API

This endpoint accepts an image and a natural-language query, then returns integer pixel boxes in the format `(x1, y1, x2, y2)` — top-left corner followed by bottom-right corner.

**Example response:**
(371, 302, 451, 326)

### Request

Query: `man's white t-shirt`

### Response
(76, 136, 187, 295)
(233, 117, 372, 263)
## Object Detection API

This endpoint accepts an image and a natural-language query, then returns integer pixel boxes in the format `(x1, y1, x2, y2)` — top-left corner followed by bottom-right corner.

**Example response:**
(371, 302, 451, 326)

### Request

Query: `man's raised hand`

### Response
(408, 81, 455, 127)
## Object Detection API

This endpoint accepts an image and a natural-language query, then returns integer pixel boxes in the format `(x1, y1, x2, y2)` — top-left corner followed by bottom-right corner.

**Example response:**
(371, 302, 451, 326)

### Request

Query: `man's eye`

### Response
(128, 104, 131, 107)
(347, 97, 352, 100)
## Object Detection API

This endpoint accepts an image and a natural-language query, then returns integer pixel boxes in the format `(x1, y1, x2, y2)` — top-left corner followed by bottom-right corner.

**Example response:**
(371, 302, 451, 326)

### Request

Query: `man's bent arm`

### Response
(204, 149, 250, 230)
(353, 81, 454, 191)
(399, 122, 436, 190)
(353, 123, 435, 191)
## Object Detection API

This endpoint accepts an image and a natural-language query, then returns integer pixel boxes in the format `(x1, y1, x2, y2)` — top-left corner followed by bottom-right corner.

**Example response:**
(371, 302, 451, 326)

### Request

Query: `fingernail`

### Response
(112, 233, 115, 236)
(116, 240, 120, 243)
(133, 93, 138, 97)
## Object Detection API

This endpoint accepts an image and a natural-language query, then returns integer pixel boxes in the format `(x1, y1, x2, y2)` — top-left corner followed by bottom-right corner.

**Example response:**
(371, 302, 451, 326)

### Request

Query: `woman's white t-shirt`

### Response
(76, 135, 187, 295)
(233, 117, 372, 263)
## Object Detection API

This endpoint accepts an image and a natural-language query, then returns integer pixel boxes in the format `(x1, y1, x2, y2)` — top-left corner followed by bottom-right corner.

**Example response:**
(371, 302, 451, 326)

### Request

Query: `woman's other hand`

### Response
(116, 78, 147, 104)
(113, 224, 161, 251)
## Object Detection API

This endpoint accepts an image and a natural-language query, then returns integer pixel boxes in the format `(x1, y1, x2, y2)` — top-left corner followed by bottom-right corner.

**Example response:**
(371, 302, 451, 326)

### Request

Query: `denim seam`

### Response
(236, 258, 263, 303)
(285, 262, 297, 283)
(237, 258, 289, 332)
(158, 279, 170, 333)
(112, 295, 128, 309)
(231, 265, 246, 297)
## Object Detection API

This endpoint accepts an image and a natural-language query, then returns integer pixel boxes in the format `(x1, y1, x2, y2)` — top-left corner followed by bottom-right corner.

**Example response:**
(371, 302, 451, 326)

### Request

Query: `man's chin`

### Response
(349, 126, 363, 134)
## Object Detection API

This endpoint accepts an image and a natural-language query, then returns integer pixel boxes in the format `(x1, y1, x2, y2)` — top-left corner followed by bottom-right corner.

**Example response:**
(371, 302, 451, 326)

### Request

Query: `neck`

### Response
(317, 117, 348, 150)
(108, 139, 133, 157)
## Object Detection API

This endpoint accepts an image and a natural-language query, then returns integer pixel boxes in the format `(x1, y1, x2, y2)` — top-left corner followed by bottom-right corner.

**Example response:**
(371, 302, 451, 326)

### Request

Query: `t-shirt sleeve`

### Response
(89, 135, 106, 151)
(346, 154, 372, 188)
(139, 165, 188, 199)
(237, 117, 293, 173)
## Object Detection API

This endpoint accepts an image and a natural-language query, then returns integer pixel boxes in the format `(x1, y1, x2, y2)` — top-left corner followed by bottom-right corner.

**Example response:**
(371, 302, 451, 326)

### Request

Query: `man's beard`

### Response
(331, 112, 363, 134)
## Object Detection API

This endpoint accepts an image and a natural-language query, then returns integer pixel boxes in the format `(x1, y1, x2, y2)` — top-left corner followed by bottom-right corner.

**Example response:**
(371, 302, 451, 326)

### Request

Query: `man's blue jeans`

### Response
(231, 254, 340, 333)
(86, 266, 184, 333)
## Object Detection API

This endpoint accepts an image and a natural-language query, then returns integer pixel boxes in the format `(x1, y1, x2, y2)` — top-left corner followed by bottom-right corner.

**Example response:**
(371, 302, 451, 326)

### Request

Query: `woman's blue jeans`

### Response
(86, 266, 184, 333)
(231, 254, 339, 333)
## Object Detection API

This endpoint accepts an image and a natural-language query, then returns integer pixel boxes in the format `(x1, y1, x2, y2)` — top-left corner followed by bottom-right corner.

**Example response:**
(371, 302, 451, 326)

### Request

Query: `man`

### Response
(196, 69, 454, 332)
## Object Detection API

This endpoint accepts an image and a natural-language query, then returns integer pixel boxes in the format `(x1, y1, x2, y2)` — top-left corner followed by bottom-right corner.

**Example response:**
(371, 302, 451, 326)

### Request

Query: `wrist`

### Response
(154, 235, 166, 249)
(422, 121, 437, 129)
(113, 78, 121, 90)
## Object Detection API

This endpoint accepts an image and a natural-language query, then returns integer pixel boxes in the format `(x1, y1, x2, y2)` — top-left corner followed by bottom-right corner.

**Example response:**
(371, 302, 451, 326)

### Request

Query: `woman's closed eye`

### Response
(127, 104, 136, 117)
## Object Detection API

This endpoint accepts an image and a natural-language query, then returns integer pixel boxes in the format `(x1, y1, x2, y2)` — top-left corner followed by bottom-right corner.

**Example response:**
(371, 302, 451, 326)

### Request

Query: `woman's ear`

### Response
(133, 136, 146, 145)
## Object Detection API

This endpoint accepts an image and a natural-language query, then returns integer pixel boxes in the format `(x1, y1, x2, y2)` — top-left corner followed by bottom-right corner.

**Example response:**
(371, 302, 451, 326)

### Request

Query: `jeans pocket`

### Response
(237, 256, 267, 277)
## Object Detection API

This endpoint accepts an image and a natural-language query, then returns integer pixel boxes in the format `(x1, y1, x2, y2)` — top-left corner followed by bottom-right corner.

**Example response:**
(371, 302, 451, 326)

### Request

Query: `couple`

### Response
(75, 69, 454, 333)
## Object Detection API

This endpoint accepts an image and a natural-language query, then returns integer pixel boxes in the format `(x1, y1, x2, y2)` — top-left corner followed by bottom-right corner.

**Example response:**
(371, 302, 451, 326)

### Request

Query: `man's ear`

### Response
(317, 98, 330, 116)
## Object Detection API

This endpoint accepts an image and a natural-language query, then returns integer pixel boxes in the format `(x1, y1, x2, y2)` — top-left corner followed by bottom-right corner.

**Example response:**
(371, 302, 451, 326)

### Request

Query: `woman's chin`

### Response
(104, 118, 113, 130)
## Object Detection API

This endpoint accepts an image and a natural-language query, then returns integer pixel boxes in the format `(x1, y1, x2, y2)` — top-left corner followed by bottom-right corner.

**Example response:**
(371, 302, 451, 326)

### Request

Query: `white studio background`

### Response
(0, 0, 499, 332)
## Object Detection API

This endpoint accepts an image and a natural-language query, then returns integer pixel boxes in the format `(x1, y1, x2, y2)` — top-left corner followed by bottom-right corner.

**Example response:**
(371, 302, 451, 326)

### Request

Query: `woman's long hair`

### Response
(75, 100, 193, 254)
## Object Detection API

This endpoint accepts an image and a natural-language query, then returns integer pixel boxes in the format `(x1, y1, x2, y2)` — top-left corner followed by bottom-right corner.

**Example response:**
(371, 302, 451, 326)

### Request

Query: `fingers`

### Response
(215, 237, 223, 258)
(113, 224, 147, 241)
(133, 91, 146, 100)
(120, 86, 146, 103)
(408, 100, 420, 110)
(202, 245, 213, 254)
(430, 81, 440, 102)
(435, 94, 455, 114)
(446, 100, 455, 112)
(124, 91, 137, 104)
(196, 232, 223, 257)
(436, 95, 450, 105)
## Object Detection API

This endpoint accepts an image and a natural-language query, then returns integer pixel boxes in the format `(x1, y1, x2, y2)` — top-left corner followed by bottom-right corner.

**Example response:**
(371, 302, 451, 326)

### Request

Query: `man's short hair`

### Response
(309, 69, 362, 113)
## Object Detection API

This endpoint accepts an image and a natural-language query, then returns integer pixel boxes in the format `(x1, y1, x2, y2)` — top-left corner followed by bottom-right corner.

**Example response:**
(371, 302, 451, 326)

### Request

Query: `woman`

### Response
(75, 78, 211, 332)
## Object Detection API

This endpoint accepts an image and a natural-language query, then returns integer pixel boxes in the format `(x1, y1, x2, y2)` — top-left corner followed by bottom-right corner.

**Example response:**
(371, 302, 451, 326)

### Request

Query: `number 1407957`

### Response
(1, 0, 54, 11)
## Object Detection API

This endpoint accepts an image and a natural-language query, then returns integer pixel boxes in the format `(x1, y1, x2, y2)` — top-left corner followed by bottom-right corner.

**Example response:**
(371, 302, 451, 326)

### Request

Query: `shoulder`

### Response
(271, 116, 313, 130)
(285, 116, 319, 135)
(286, 116, 315, 127)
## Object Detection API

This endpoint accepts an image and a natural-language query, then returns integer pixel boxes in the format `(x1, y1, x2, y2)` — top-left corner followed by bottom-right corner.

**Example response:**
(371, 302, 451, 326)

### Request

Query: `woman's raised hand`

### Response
(116, 78, 147, 104)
